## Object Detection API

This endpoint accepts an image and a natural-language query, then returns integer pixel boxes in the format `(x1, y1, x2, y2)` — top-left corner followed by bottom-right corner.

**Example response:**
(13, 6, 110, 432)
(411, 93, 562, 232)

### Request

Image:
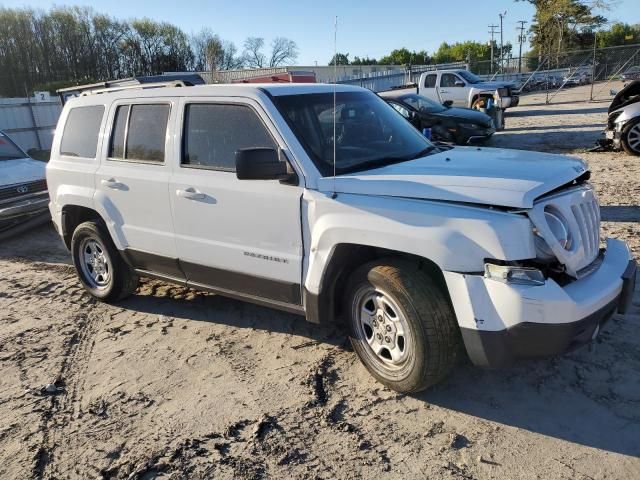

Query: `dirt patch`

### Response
(1, 90, 639, 478)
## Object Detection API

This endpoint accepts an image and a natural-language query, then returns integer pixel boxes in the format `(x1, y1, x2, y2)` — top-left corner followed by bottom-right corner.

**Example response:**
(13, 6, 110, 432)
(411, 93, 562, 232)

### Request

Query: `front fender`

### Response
(303, 191, 535, 295)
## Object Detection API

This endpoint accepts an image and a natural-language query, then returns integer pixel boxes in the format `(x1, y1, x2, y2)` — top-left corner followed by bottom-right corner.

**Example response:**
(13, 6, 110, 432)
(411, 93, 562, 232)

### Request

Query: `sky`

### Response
(1, 0, 638, 65)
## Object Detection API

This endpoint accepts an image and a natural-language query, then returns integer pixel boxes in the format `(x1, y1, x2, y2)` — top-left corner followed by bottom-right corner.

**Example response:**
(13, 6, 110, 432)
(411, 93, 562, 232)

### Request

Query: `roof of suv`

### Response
(64, 82, 366, 107)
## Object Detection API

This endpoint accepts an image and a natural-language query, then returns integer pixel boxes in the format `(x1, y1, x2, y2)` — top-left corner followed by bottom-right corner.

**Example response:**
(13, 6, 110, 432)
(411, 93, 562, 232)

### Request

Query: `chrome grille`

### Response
(570, 197, 600, 264)
(0, 179, 48, 202)
(528, 185, 601, 278)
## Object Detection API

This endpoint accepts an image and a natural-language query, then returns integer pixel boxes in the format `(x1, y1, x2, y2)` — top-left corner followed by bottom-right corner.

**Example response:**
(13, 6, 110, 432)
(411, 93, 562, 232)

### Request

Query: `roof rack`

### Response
(79, 80, 189, 97)
(56, 73, 204, 104)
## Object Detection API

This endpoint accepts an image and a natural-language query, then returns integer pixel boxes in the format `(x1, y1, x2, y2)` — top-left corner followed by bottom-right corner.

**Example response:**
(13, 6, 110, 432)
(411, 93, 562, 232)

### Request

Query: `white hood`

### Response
(316, 147, 588, 209)
(0, 157, 46, 186)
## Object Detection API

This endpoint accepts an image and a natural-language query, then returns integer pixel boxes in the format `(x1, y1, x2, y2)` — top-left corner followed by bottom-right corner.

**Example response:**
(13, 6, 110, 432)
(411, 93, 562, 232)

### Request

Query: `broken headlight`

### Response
(484, 263, 546, 286)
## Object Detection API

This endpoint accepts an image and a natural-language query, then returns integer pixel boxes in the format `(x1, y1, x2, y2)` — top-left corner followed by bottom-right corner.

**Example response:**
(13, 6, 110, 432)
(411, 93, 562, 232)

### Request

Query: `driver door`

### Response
(439, 73, 467, 106)
(169, 98, 304, 306)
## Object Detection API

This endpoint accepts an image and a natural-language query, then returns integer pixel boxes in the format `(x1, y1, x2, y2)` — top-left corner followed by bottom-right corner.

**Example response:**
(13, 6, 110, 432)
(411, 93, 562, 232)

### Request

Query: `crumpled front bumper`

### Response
(444, 238, 636, 367)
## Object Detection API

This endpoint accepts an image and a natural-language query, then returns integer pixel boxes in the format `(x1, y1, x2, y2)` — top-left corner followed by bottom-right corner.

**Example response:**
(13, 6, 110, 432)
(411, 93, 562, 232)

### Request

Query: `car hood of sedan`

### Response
(316, 147, 588, 209)
(0, 157, 46, 186)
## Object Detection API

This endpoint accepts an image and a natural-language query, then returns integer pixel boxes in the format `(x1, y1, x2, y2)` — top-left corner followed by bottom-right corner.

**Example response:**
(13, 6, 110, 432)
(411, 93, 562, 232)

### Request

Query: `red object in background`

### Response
(232, 71, 316, 84)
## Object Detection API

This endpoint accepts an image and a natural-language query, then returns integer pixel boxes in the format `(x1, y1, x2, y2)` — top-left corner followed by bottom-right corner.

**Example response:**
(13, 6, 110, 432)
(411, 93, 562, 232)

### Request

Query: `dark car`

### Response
(621, 66, 640, 83)
(380, 92, 495, 144)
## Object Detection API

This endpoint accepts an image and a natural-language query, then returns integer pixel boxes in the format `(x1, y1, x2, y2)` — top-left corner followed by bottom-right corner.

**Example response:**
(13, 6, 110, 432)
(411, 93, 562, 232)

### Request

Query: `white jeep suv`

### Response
(46, 83, 636, 393)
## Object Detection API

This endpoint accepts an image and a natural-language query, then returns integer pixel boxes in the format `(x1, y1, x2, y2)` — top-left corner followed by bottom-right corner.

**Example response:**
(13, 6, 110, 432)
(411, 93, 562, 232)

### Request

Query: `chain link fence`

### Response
(466, 44, 640, 104)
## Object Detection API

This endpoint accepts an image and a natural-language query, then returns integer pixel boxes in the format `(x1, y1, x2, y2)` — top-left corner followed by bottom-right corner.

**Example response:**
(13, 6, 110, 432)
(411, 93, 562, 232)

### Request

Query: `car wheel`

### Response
(621, 118, 640, 156)
(71, 220, 139, 302)
(344, 258, 461, 393)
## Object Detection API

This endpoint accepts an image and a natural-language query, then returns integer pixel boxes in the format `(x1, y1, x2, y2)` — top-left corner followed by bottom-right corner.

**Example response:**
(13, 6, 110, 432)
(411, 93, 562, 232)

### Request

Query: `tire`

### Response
(71, 220, 139, 302)
(344, 258, 461, 393)
(620, 118, 640, 156)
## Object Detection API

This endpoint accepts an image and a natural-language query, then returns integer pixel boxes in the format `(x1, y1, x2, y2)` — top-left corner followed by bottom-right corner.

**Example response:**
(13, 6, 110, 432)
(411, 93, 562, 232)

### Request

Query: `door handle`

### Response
(101, 178, 125, 189)
(176, 187, 206, 200)
(440, 89, 449, 94)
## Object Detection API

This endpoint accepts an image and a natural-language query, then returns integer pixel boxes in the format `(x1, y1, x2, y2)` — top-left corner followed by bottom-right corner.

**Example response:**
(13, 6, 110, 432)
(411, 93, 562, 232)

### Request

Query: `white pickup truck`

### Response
(46, 82, 635, 393)
(418, 69, 519, 110)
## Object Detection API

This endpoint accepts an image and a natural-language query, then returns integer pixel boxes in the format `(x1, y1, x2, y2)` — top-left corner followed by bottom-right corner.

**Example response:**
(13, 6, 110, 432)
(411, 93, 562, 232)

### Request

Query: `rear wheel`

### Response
(71, 221, 139, 302)
(345, 259, 461, 393)
(621, 118, 640, 156)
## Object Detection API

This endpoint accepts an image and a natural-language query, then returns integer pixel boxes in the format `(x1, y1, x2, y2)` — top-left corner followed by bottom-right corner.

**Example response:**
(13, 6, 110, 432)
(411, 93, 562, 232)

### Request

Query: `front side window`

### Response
(273, 91, 436, 176)
(441, 73, 463, 88)
(182, 104, 276, 171)
(108, 104, 169, 163)
(60, 105, 104, 158)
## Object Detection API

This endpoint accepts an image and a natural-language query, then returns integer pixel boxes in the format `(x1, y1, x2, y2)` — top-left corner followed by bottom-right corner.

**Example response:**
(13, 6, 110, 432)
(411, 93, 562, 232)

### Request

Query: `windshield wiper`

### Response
(409, 146, 436, 159)
(337, 156, 411, 175)
(336, 146, 437, 175)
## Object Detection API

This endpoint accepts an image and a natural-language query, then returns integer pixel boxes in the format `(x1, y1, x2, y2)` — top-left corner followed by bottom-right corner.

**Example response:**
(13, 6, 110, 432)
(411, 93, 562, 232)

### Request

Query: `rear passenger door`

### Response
(169, 98, 304, 305)
(96, 100, 182, 278)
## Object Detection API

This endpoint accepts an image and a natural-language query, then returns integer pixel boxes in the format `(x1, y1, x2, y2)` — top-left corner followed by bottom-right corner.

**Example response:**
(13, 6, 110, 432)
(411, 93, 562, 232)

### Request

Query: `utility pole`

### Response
(516, 20, 527, 74)
(499, 11, 507, 75)
(488, 24, 499, 74)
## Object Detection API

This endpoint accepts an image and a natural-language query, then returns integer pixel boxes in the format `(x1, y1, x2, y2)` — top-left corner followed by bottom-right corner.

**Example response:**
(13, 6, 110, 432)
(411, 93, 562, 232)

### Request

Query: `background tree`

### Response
(242, 37, 266, 68)
(378, 48, 429, 65)
(351, 56, 378, 65)
(521, 0, 608, 64)
(328, 53, 350, 65)
(269, 37, 298, 67)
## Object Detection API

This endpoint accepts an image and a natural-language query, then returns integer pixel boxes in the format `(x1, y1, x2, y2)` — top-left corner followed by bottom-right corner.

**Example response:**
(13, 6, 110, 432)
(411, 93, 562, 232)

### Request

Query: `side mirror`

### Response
(442, 100, 453, 108)
(454, 80, 465, 87)
(235, 148, 295, 182)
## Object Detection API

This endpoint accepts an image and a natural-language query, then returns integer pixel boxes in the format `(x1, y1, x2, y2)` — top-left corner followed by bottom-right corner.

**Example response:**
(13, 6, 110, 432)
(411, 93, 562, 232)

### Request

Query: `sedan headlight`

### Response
(484, 263, 546, 286)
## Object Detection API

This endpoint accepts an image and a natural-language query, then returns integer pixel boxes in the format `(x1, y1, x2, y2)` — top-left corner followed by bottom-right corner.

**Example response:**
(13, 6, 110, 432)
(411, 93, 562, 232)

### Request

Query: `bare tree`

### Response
(243, 36, 266, 68)
(269, 37, 298, 67)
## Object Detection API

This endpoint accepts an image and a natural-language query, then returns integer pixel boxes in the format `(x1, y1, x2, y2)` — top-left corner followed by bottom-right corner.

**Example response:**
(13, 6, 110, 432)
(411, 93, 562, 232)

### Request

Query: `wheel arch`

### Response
(470, 92, 493, 108)
(61, 204, 103, 249)
(304, 243, 448, 325)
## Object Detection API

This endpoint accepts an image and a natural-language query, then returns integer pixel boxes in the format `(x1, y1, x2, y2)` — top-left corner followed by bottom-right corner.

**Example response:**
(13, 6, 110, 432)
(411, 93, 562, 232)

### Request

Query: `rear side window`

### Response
(182, 104, 276, 171)
(60, 106, 104, 158)
(424, 74, 437, 88)
(0, 133, 27, 160)
(108, 104, 169, 163)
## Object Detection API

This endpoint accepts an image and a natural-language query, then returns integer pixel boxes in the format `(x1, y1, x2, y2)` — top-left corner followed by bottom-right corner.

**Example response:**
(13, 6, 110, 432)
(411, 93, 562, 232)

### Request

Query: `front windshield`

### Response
(273, 91, 436, 176)
(0, 133, 27, 160)
(457, 70, 482, 84)
(400, 94, 446, 113)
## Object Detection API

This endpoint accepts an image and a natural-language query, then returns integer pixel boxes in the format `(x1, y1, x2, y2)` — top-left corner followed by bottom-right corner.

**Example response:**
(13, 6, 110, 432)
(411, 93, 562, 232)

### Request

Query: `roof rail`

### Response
(56, 74, 204, 104)
(79, 80, 189, 97)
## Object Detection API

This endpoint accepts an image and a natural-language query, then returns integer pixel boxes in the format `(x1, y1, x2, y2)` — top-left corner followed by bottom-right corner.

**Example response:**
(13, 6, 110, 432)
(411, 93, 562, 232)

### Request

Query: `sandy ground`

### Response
(1, 83, 639, 479)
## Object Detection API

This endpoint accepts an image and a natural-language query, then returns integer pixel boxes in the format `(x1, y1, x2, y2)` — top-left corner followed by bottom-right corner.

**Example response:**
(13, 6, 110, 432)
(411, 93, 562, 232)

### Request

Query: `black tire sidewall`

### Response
(621, 118, 640, 156)
(345, 261, 444, 393)
(71, 221, 122, 301)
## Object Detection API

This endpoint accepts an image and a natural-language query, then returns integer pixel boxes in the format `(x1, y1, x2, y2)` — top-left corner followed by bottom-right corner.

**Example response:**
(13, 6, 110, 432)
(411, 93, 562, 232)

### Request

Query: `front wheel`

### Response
(71, 221, 139, 302)
(621, 118, 640, 156)
(345, 259, 461, 393)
